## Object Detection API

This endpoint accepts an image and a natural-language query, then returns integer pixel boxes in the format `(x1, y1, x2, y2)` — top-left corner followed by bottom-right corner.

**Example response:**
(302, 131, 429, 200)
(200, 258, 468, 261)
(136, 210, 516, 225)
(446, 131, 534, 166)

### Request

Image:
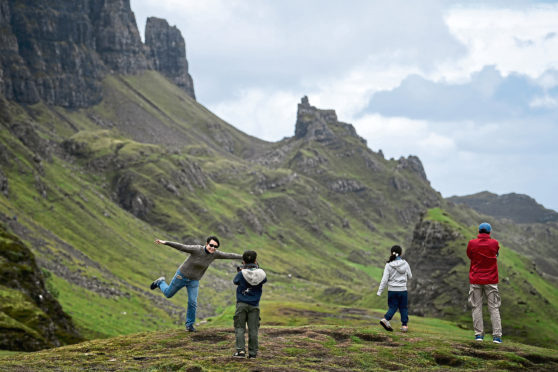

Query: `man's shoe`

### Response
(400, 325, 408, 333)
(150, 276, 164, 290)
(475, 334, 484, 342)
(248, 354, 257, 359)
(492, 336, 502, 344)
(379, 318, 393, 332)
(186, 325, 196, 332)
(233, 350, 246, 358)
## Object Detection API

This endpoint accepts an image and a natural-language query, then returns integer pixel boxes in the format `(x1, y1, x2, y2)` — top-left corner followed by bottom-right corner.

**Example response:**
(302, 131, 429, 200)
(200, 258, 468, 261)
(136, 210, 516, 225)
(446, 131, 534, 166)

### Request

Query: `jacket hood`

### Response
(388, 259, 408, 274)
(241, 268, 267, 285)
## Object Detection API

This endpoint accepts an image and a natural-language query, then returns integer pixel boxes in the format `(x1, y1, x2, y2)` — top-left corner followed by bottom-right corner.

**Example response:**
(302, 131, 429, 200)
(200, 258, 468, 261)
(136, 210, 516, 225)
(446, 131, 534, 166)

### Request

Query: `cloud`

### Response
(361, 66, 558, 122)
(131, 0, 466, 104)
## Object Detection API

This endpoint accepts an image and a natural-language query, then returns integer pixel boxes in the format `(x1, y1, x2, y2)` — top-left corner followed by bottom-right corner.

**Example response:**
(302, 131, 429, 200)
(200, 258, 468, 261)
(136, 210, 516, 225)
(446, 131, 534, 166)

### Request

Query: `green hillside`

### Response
(1, 69, 557, 353)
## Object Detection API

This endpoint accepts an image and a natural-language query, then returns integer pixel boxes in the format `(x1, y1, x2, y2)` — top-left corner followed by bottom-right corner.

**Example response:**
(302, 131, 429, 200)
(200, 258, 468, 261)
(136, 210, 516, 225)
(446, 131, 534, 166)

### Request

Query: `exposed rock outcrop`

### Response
(145, 17, 195, 99)
(295, 96, 367, 145)
(406, 219, 467, 317)
(0, 223, 82, 351)
(91, 0, 149, 74)
(0, 0, 195, 108)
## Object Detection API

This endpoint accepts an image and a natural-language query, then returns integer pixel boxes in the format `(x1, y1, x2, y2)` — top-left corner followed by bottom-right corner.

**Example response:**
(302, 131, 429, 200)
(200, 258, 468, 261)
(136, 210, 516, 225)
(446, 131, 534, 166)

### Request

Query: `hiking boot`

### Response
(475, 334, 484, 342)
(379, 318, 393, 332)
(492, 336, 502, 344)
(400, 325, 408, 333)
(186, 325, 196, 332)
(233, 350, 246, 358)
(150, 276, 165, 290)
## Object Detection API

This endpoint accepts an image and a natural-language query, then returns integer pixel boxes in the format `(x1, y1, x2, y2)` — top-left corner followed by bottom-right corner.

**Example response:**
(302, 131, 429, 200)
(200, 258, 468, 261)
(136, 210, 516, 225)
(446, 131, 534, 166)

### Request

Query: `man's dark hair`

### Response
(243, 250, 257, 264)
(206, 236, 220, 248)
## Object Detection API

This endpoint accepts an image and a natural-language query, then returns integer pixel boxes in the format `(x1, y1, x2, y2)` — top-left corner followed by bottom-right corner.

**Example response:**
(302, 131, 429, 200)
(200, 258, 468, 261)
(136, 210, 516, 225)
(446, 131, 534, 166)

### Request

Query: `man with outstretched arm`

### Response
(150, 236, 242, 331)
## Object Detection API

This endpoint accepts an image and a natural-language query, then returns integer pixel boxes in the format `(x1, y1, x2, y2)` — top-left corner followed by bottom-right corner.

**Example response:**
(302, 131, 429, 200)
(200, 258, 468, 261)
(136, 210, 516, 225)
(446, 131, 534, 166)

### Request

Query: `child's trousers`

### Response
(384, 290, 408, 326)
(234, 302, 260, 356)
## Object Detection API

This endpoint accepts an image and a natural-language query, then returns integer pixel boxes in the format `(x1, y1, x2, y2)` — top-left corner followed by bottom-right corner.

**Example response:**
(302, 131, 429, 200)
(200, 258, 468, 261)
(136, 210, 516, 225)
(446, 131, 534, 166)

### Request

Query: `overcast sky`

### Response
(131, 0, 558, 212)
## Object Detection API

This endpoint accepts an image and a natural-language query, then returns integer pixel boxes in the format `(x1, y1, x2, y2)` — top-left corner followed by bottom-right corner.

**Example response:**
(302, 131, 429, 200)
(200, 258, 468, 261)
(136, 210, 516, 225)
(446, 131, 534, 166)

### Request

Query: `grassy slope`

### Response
(1, 70, 557, 351)
(1, 317, 558, 371)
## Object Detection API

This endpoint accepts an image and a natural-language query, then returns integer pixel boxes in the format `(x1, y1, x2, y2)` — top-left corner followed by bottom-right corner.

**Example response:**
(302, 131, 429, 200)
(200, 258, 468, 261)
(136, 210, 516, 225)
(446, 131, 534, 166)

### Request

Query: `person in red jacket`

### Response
(467, 222, 502, 343)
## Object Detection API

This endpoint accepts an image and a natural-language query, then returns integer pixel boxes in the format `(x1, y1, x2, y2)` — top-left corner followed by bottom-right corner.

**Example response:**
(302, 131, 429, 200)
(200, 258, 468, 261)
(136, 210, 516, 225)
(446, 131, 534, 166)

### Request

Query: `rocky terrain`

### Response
(0, 223, 82, 351)
(0, 0, 195, 108)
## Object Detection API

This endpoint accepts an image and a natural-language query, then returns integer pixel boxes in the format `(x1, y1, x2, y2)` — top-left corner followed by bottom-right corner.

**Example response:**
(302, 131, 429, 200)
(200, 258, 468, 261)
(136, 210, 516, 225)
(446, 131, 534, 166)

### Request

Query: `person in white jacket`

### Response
(377, 245, 413, 332)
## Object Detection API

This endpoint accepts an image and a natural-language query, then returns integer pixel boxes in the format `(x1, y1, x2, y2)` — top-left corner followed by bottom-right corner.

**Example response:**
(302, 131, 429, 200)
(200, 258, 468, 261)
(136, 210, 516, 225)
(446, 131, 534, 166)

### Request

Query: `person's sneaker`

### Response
(379, 318, 393, 332)
(248, 354, 257, 359)
(186, 325, 196, 332)
(400, 325, 408, 333)
(233, 350, 246, 358)
(475, 334, 484, 342)
(492, 336, 502, 344)
(150, 276, 165, 290)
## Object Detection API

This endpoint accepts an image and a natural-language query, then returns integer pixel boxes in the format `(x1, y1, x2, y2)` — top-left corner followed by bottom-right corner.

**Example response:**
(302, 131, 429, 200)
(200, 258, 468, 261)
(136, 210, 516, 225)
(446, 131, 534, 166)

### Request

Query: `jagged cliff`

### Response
(0, 0, 195, 108)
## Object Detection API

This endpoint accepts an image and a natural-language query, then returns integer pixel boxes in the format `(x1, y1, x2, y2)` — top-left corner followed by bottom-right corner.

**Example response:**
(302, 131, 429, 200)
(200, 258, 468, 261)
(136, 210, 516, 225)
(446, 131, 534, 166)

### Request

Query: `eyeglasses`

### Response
(208, 244, 219, 248)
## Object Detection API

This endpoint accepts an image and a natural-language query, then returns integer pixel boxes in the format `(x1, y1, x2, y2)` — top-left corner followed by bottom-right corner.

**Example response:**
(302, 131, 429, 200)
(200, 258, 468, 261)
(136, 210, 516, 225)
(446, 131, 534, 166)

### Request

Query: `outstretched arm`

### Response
(154, 239, 201, 254)
(215, 251, 242, 260)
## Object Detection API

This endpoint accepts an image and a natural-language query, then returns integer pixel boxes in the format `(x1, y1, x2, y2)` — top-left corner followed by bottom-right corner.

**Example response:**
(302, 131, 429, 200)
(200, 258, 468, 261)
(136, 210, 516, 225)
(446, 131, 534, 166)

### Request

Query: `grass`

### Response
(1, 318, 557, 371)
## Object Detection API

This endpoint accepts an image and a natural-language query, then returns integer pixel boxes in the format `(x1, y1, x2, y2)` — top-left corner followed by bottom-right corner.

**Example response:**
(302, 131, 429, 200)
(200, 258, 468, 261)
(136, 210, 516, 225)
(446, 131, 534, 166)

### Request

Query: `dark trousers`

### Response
(234, 302, 260, 356)
(384, 290, 409, 326)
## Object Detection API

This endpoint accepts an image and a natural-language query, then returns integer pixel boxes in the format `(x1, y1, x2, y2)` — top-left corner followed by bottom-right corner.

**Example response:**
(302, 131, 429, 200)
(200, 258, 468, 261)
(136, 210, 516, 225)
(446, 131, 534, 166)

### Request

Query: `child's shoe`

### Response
(379, 318, 393, 332)
(233, 350, 246, 358)
(475, 334, 484, 342)
(492, 336, 502, 344)
(400, 325, 408, 333)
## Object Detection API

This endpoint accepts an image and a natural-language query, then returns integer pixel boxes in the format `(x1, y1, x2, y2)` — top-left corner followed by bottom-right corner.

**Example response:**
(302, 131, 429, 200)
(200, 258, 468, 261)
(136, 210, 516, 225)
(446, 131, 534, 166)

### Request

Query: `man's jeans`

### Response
(468, 284, 502, 337)
(234, 302, 260, 357)
(384, 290, 409, 326)
(159, 270, 199, 327)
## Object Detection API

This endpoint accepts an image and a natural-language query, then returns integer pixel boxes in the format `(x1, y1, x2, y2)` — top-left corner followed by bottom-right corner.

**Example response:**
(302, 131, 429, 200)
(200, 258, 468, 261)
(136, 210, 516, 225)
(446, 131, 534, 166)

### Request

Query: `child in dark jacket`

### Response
(232, 250, 267, 359)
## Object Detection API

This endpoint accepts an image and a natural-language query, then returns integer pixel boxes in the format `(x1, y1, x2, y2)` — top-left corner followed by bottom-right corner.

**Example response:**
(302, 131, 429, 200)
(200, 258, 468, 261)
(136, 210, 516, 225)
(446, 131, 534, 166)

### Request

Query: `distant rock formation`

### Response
(448, 191, 558, 224)
(146, 17, 195, 99)
(295, 96, 367, 145)
(0, 0, 195, 108)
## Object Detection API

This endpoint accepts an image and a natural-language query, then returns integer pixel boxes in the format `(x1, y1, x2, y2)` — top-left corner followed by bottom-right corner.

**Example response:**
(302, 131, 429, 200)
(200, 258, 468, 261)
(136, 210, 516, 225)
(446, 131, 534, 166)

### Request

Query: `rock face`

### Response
(0, 223, 82, 351)
(91, 0, 149, 74)
(0, 0, 195, 108)
(406, 219, 468, 318)
(295, 96, 366, 145)
(145, 17, 195, 99)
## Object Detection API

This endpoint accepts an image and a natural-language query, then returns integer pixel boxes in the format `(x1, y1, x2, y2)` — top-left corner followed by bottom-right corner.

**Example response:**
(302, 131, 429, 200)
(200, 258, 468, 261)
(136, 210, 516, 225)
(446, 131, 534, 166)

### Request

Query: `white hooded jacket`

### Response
(377, 258, 412, 295)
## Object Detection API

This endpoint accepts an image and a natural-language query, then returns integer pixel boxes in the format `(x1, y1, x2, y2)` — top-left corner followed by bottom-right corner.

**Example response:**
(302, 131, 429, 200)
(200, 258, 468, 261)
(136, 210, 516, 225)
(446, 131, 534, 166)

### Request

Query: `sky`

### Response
(131, 0, 558, 212)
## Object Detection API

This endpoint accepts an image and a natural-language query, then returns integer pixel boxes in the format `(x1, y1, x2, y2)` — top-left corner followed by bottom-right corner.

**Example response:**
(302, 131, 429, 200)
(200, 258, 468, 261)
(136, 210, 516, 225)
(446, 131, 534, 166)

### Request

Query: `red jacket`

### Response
(467, 233, 500, 284)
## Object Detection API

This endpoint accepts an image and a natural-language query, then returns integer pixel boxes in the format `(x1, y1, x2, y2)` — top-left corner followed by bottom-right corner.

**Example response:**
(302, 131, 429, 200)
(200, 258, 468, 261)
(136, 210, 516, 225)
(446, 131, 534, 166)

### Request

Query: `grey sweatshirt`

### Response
(165, 241, 242, 280)
(377, 258, 413, 294)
